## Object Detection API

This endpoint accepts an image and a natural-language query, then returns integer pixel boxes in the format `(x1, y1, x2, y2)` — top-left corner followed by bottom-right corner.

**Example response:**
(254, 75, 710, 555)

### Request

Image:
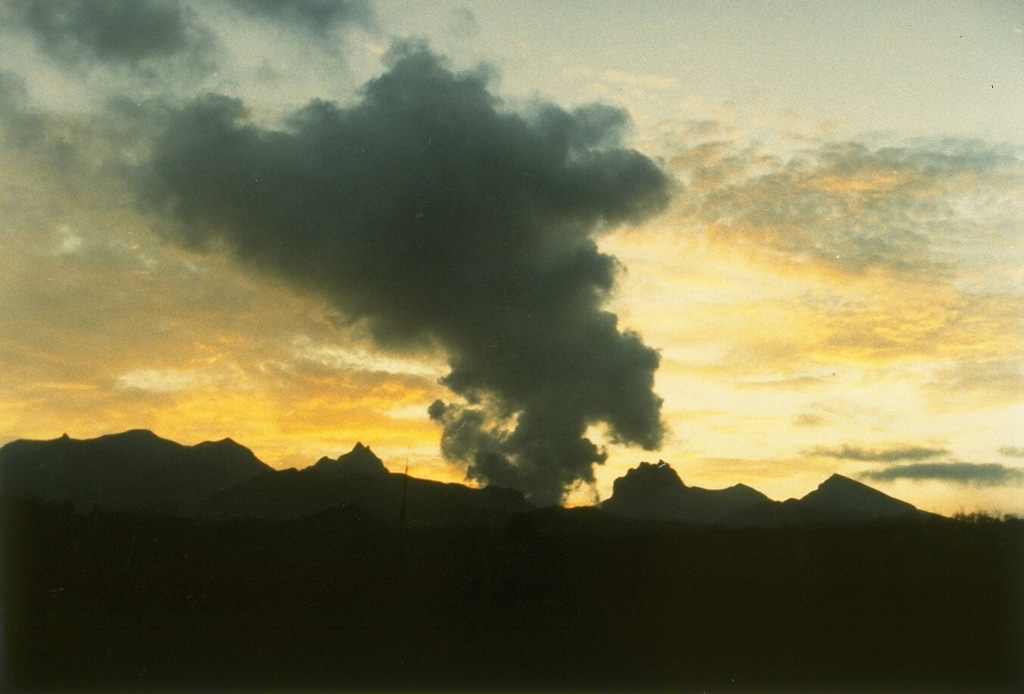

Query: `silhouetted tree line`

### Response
(953, 510, 1021, 525)
(2, 498, 1021, 692)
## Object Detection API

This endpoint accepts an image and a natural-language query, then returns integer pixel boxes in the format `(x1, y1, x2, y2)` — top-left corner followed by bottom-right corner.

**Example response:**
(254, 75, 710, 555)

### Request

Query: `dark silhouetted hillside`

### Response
(0, 430, 270, 515)
(203, 442, 532, 527)
(2, 496, 1021, 693)
(725, 473, 939, 527)
(311, 441, 388, 476)
(0, 433, 532, 527)
(802, 472, 924, 518)
(597, 460, 939, 527)
(600, 460, 769, 523)
(1, 432, 945, 530)
(1, 432, 1021, 692)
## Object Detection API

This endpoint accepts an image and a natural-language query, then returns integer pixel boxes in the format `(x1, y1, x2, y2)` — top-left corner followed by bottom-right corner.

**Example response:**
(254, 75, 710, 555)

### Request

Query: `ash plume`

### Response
(145, 42, 669, 504)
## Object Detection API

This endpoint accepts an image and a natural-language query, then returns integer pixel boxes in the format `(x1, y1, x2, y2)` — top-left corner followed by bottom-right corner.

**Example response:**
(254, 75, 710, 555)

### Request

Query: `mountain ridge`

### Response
(0, 429, 271, 515)
(599, 460, 774, 523)
(1, 430, 942, 527)
(719, 472, 935, 527)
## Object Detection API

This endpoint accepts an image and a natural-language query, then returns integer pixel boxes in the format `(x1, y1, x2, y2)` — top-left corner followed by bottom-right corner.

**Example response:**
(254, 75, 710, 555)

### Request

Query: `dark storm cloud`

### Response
(17, 0, 203, 65)
(861, 462, 1024, 487)
(144, 42, 670, 504)
(227, 0, 376, 34)
(810, 444, 949, 463)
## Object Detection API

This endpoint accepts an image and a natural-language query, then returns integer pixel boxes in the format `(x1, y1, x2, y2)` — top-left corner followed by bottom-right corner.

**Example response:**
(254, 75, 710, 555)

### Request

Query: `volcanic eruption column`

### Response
(147, 43, 671, 504)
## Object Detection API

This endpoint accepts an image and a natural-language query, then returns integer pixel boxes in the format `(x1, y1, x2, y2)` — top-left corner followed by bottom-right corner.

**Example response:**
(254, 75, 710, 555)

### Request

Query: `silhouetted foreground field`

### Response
(2, 499, 1022, 692)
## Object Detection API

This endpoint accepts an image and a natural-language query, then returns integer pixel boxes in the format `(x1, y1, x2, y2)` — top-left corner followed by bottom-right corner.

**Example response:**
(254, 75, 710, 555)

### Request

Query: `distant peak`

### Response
(611, 460, 686, 495)
(120, 428, 161, 438)
(313, 442, 387, 476)
(802, 472, 919, 519)
(192, 437, 261, 460)
(203, 437, 246, 450)
(100, 429, 169, 446)
(349, 441, 381, 458)
(633, 460, 678, 474)
(725, 483, 769, 499)
(818, 473, 866, 490)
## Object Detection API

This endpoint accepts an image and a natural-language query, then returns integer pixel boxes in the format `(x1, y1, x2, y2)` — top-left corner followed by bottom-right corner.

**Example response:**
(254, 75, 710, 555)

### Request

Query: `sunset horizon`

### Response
(2, 1, 1023, 517)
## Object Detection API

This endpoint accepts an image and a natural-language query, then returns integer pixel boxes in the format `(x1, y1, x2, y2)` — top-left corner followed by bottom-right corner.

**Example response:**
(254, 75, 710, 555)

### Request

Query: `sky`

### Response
(1, 0, 1022, 514)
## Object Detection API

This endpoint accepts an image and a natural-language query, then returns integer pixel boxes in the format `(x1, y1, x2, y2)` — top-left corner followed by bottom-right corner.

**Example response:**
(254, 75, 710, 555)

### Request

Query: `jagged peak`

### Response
(609, 460, 687, 500)
(624, 460, 683, 478)
(621, 460, 682, 476)
(313, 442, 387, 476)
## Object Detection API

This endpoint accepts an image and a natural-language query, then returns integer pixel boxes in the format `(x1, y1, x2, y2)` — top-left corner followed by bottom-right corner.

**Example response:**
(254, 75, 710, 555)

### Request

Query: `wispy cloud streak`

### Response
(809, 444, 949, 463)
(861, 462, 1024, 487)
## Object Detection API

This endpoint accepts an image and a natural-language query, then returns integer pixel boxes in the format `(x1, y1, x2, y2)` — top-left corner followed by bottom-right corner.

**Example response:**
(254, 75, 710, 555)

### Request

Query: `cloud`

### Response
(926, 358, 1024, 407)
(739, 375, 828, 390)
(860, 462, 1024, 487)
(142, 41, 671, 504)
(15, 0, 206, 65)
(226, 0, 376, 35)
(999, 446, 1024, 459)
(671, 137, 1022, 276)
(0, 70, 45, 146)
(116, 368, 201, 393)
(447, 7, 478, 39)
(290, 335, 445, 379)
(793, 413, 825, 428)
(625, 129, 1023, 396)
(809, 444, 949, 463)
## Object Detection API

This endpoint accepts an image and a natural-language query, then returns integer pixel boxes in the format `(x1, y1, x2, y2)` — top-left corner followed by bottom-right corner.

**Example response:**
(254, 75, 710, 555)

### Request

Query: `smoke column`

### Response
(146, 42, 670, 504)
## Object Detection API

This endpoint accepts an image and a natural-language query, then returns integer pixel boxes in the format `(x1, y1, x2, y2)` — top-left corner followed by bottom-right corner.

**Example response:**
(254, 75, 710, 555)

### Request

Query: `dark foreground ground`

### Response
(2, 500, 1022, 693)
